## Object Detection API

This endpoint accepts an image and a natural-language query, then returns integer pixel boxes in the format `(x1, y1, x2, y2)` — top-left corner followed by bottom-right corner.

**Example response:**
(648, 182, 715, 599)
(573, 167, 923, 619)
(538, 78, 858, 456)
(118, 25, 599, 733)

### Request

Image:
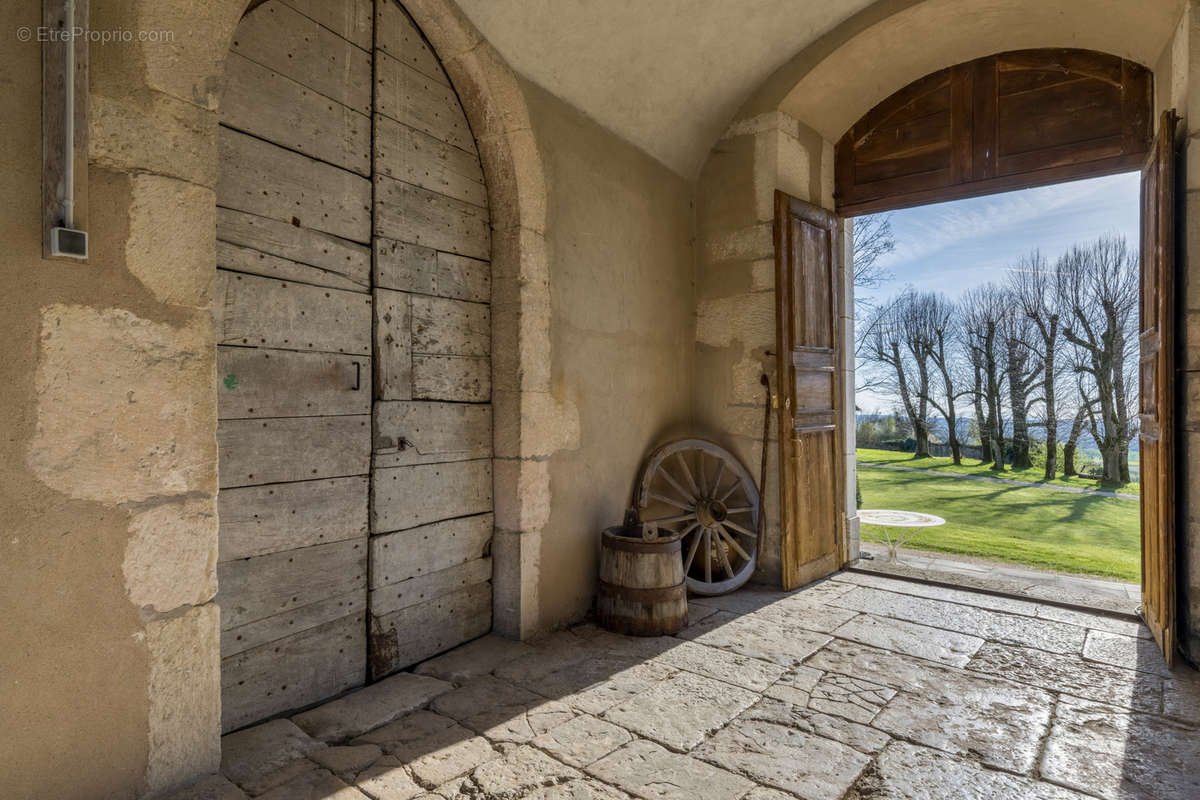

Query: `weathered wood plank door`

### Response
(1139, 109, 1179, 666)
(215, 0, 374, 732)
(774, 191, 846, 590)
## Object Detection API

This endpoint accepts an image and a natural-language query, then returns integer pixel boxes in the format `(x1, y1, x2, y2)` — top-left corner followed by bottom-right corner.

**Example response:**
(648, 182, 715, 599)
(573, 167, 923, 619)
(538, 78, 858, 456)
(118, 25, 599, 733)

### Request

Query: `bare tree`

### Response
(852, 214, 896, 294)
(962, 284, 1008, 470)
(1057, 236, 1139, 485)
(918, 294, 969, 464)
(861, 289, 935, 457)
(1009, 250, 1063, 480)
(999, 293, 1043, 471)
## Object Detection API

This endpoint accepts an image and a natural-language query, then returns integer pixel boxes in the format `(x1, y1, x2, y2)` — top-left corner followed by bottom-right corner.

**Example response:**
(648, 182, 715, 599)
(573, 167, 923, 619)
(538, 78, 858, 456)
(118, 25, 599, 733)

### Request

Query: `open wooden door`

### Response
(1139, 110, 1179, 666)
(774, 191, 847, 590)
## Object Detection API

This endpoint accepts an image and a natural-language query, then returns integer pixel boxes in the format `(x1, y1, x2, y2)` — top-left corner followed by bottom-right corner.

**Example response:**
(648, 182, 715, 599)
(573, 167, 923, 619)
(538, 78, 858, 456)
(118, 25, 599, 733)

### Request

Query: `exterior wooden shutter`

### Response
(774, 191, 846, 590)
(1139, 110, 1179, 666)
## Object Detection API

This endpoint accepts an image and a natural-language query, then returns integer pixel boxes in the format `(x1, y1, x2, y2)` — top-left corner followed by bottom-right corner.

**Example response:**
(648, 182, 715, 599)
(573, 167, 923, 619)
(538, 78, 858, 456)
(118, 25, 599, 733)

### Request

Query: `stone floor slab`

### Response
(531, 654, 675, 716)
(693, 718, 871, 800)
(586, 739, 754, 800)
(652, 639, 786, 692)
(967, 641, 1163, 713)
(1082, 629, 1173, 676)
(310, 744, 382, 779)
(832, 585, 1086, 654)
(847, 740, 1089, 800)
(292, 673, 454, 742)
(354, 756, 423, 800)
(158, 774, 249, 800)
(1040, 695, 1200, 800)
(353, 710, 458, 753)
(831, 613, 983, 666)
(1035, 605, 1151, 639)
(255, 768, 366, 800)
(220, 718, 326, 795)
(468, 745, 581, 797)
(740, 697, 891, 755)
(602, 670, 758, 752)
(531, 713, 633, 768)
(675, 610, 832, 667)
(762, 664, 823, 706)
(405, 732, 497, 787)
(413, 634, 536, 685)
(830, 571, 1043, 616)
(807, 671, 896, 723)
(870, 667, 1053, 773)
(1162, 669, 1200, 725)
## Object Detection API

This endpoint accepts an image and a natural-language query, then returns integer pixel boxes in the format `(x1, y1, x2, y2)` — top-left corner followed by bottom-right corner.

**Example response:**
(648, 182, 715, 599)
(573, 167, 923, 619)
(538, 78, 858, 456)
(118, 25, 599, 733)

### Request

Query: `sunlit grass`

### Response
(856, 447, 1140, 496)
(856, 456, 1141, 581)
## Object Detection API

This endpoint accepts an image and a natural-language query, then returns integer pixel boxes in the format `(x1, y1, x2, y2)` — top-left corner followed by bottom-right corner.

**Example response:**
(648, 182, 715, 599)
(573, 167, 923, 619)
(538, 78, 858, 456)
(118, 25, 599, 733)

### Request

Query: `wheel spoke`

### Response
(703, 529, 712, 584)
(657, 465, 696, 506)
(716, 524, 750, 561)
(718, 478, 741, 503)
(648, 490, 692, 512)
(676, 452, 700, 496)
(681, 523, 703, 573)
(723, 519, 758, 539)
(717, 533, 735, 579)
(709, 459, 726, 500)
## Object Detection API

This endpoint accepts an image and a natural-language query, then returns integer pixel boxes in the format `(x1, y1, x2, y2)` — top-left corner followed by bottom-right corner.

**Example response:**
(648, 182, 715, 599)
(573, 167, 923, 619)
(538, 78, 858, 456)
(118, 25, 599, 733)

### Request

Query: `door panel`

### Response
(1139, 110, 1179, 666)
(775, 191, 846, 590)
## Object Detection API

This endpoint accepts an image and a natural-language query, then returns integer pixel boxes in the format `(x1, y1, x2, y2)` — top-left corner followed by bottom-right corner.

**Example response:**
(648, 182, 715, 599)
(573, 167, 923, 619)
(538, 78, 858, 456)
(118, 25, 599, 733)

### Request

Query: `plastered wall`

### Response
(0, 1, 246, 797)
(520, 81, 696, 630)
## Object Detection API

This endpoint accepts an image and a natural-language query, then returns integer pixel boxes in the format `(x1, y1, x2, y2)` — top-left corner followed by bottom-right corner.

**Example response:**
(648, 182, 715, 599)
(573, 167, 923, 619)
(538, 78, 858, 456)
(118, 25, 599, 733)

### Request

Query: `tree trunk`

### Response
(971, 361, 989, 464)
(1006, 340, 1033, 470)
(1041, 330, 1058, 481)
(1063, 403, 1087, 477)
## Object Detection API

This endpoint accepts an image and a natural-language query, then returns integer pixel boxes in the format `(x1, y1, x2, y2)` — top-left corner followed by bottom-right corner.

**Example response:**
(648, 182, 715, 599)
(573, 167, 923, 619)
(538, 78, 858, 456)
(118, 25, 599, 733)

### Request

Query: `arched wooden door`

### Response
(215, 0, 494, 732)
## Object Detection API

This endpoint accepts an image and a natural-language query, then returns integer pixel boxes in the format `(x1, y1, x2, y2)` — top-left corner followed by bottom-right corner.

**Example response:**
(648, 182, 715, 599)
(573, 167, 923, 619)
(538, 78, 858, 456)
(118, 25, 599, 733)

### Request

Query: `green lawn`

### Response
(856, 453, 1141, 581)
(856, 447, 1140, 496)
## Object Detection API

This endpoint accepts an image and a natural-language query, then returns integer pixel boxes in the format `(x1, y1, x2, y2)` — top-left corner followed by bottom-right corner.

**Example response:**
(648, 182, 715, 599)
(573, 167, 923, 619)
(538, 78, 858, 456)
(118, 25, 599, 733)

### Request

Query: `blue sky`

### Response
(857, 171, 1141, 306)
(855, 170, 1141, 410)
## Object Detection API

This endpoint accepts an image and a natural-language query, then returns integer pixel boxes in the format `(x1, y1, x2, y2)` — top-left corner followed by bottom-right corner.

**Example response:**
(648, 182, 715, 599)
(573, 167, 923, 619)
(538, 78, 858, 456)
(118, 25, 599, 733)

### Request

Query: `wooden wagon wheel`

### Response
(636, 439, 760, 596)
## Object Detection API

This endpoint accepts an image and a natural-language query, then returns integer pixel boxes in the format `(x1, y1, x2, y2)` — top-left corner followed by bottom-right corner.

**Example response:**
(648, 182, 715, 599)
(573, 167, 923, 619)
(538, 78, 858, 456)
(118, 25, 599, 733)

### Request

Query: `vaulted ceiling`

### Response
(456, 0, 1185, 178)
(455, 0, 877, 176)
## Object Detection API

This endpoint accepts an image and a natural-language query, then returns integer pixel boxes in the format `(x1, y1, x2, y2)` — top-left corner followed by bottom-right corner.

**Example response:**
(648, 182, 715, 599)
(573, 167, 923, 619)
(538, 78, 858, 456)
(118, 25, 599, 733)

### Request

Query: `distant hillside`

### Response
(855, 412, 1137, 453)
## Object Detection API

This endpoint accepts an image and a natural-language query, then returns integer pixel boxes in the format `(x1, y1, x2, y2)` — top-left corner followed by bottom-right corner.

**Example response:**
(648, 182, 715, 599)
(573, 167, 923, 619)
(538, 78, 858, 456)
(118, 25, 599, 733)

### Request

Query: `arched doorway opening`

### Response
(772, 48, 1179, 664)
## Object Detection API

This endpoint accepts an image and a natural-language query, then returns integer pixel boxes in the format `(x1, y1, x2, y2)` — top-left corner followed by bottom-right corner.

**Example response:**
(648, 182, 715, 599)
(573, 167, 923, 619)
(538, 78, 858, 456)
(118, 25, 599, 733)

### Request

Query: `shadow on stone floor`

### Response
(160, 571, 1200, 800)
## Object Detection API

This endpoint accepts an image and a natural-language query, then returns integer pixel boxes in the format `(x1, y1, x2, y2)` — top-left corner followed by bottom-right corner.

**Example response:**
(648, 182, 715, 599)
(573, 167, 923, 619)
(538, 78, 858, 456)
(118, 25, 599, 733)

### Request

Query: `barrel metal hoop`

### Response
(596, 579, 686, 603)
(602, 535, 683, 554)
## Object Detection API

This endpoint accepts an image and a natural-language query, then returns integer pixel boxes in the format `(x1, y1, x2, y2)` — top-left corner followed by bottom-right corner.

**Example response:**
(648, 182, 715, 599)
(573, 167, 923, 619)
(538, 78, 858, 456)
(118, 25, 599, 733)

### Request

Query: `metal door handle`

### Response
(352, 361, 361, 391)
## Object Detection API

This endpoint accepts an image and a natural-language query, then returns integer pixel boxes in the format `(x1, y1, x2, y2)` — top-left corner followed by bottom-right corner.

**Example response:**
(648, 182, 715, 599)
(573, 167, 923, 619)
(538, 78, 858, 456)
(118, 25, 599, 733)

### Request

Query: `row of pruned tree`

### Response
(856, 235, 1139, 485)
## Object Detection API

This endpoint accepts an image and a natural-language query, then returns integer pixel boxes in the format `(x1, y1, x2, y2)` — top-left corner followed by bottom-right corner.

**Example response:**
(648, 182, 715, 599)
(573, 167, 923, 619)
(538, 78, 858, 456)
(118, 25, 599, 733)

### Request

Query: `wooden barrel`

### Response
(596, 526, 687, 636)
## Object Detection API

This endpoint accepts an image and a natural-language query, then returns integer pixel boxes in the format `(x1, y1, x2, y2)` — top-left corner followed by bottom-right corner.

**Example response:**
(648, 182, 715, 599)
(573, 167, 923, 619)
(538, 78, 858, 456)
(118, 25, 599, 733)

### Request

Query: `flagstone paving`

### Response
(172, 571, 1199, 800)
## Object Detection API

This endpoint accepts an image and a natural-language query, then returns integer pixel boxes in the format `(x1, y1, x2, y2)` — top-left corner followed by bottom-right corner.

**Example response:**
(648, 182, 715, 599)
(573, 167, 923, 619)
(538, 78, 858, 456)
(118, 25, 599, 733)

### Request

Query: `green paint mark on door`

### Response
(223, 373, 239, 390)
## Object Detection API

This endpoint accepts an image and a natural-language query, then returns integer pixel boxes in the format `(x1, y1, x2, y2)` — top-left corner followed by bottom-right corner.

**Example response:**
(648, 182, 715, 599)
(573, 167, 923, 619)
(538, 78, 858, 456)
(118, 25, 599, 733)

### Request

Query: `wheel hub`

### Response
(696, 498, 728, 529)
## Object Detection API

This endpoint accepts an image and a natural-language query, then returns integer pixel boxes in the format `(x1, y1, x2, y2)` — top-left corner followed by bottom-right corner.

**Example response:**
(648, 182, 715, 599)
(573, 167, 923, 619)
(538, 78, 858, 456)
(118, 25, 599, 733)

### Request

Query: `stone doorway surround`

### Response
(172, 570, 1200, 800)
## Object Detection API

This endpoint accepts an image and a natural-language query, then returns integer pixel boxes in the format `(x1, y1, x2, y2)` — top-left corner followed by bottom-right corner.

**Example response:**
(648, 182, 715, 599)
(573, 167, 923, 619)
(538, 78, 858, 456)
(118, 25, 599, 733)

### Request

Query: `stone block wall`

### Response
(693, 111, 857, 586)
